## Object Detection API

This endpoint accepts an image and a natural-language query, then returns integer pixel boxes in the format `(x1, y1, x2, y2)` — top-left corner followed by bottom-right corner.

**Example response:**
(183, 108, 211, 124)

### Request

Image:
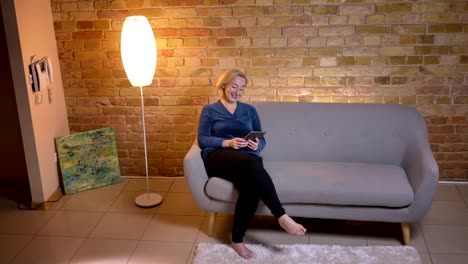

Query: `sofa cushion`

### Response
(252, 102, 427, 166)
(204, 161, 414, 208)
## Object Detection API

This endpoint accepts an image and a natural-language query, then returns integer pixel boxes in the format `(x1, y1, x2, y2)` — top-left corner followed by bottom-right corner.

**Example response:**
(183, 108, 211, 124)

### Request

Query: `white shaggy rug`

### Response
(193, 243, 421, 264)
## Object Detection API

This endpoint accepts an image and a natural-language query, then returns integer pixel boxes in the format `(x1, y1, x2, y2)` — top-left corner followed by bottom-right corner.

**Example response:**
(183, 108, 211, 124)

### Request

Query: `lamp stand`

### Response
(135, 85, 163, 207)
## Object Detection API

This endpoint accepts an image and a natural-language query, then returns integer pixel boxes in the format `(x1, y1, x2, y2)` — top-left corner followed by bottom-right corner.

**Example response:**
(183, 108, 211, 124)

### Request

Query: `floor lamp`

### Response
(121, 16, 163, 207)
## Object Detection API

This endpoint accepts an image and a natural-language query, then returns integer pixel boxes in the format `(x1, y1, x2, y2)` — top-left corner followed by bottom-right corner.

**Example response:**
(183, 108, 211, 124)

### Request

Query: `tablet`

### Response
(243, 131, 266, 141)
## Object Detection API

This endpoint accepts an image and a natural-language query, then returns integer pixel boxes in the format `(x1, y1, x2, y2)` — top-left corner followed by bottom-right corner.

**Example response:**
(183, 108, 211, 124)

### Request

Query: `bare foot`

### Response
(231, 242, 255, 259)
(278, 214, 307, 236)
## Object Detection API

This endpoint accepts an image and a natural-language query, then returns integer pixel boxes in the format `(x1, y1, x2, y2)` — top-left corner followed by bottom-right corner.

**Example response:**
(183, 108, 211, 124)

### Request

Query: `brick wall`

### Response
(51, 0, 468, 180)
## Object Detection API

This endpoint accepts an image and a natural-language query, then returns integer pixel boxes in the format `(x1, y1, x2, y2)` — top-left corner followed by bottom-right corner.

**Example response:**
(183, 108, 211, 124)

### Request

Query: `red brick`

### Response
(92, 115, 110, 123)
(428, 125, 455, 134)
(179, 28, 211, 36)
(110, 116, 125, 124)
(340, 4, 374, 15)
(429, 135, 446, 143)
(448, 116, 467, 124)
(158, 49, 174, 58)
(107, 50, 121, 59)
(54, 21, 62, 31)
(159, 78, 177, 87)
(125, 116, 140, 124)
(159, 168, 176, 176)
(438, 161, 468, 170)
(154, 28, 177, 37)
(455, 125, 468, 134)
(220, 0, 236, 4)
(212, 27, 246, 37)
(174, 48, 206, 57)
(69, 116, 93, 123)
(186, 0, 203, 5)
(103, 31, 121, 40)
(440, 170, 466, 180)
(445, 135, 463, 143)
(56, 32, 72, 40)
(155, 115, 173, 124)
(77, 21, 93, 29)
(429, 116, 448, 124)
(439, 143, 468, 152)
(73, 31, 102, 39)
(97, 10, 129, 19)
(110, 97, 127, 106)
(434, 152, 468, 161)
(169, 0, 183, 6)
(415, 86, 450, 95)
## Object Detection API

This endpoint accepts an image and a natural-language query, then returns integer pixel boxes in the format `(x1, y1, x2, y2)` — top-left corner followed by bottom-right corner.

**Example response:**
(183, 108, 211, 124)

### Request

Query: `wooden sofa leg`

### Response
(207, 212, 216, 237)
(401, 223, 411, 245)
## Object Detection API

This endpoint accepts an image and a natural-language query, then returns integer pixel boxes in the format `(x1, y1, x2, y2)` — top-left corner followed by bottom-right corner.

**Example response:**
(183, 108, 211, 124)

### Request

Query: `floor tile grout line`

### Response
(187, 242, 197, 264)
(415, 223, 431, 255)
(127, 178, 176, 257)
(85, 211, 107, 239)
(104, 181, 128, 214)
(46, 214, 95, 263)
(8, 234, 35, 264)
(124, 240, 140, 264)
(137, 208, 161, 242)
(65, 236, 87, 264)
(427, 252, 434, 264)
(454, 184, 465, 202)
(455, 185, 468, 204)
(34, 207, 59, 236)
(78, 180, 173, 241)
(9, 207, 62, 263)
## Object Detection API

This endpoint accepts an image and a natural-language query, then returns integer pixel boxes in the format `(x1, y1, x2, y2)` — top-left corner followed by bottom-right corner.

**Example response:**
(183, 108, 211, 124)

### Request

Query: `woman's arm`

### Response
(251, 107, 266, 152)
(198, 105, 249, 150)
(197, 106, 225, 149)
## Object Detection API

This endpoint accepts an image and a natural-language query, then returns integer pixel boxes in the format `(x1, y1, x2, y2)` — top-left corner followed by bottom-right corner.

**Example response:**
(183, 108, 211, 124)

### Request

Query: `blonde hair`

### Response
(215, 69, 247, 92)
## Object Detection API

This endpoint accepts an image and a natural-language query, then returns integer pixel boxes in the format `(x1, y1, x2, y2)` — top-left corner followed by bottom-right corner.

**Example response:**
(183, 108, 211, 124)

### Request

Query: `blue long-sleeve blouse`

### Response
(197, 100, 266, 159)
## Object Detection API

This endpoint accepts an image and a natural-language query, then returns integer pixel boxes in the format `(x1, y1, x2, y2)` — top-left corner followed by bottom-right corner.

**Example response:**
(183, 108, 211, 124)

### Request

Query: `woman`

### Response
(197, 69, 306, 259)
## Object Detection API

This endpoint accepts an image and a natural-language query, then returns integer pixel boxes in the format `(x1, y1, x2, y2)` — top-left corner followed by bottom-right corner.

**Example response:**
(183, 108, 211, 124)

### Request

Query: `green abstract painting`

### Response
(55, 127, 121, 194)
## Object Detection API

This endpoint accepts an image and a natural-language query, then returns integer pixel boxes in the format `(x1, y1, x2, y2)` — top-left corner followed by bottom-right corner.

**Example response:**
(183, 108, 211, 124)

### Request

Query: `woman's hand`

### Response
(246, 138, 259, 151)
(223, 138, 248, 149)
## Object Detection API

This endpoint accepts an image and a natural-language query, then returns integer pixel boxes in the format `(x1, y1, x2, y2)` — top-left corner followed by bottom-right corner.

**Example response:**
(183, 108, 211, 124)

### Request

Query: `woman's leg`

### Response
(204, 150, 261, 259)
(231, 185, 259, 243)
(204, 150, 292, 237)
(232, 155, 307, 237)
(204, 150, 266, 242)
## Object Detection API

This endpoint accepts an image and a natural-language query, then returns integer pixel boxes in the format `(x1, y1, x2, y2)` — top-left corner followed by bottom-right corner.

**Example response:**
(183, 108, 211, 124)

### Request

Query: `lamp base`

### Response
(135, 193, 163, 208)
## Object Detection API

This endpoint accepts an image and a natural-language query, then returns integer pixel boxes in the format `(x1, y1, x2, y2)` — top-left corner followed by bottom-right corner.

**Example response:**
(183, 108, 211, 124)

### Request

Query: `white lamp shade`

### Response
(121, 16, 157, 87)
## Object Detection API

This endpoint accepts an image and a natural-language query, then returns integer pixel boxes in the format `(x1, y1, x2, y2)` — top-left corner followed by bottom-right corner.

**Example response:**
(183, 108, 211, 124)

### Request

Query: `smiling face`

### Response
(222, 76, 247, 104)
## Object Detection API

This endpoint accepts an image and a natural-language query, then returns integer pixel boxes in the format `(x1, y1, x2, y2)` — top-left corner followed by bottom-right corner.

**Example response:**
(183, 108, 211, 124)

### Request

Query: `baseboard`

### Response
(47, 187, 64, 202)
(439, 180, 468, 184)
(27, 187, 63, 210)
(121, 177, 468, 183)
(121, 175, 185, 179)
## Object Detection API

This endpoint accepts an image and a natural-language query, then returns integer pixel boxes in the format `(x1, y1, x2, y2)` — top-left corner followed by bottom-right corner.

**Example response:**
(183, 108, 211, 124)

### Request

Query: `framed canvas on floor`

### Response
(55, 127, 121, 194)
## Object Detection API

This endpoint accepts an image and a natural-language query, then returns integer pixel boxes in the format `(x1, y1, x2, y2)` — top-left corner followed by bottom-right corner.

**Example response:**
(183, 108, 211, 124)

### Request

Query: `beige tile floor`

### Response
(0, 179, 467, 264)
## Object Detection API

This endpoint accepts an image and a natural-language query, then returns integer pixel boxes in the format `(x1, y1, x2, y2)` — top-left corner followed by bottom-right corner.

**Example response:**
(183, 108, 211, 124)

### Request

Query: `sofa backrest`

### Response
(250, 102, 428, 165)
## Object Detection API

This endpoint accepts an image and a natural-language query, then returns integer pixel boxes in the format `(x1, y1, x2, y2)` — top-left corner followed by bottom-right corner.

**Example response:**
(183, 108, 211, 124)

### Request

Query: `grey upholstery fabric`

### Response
(184, 102, 439, 224)
(206, 161, 414, 208)
(253, 102, 426, 165)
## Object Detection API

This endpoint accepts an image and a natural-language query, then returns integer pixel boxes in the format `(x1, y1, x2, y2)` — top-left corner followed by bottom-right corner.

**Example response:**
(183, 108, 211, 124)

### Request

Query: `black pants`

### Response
(204, 149, 286, 243)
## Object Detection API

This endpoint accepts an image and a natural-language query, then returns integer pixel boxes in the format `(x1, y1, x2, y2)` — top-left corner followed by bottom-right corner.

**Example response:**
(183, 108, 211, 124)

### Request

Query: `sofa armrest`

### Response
(402, 139, 439, 221)
(183, 142, 211, 211)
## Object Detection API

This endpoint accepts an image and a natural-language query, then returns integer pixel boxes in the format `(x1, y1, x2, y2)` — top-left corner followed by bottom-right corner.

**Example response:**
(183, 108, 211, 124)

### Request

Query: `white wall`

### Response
(1, 0, 70, 203)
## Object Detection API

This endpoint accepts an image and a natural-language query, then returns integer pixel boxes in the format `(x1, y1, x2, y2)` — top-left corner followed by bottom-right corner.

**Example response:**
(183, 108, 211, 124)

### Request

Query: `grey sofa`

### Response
(184, 102, 439, 245)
